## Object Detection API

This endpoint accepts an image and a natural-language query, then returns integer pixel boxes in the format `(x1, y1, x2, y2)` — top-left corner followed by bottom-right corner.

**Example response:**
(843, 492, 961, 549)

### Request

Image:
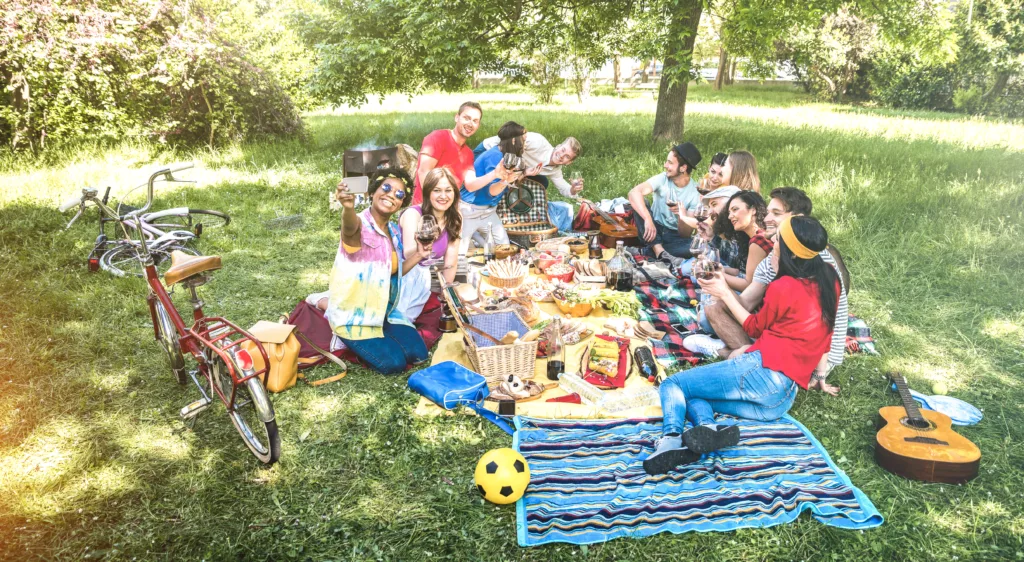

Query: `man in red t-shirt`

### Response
(413, 101, 482, 205)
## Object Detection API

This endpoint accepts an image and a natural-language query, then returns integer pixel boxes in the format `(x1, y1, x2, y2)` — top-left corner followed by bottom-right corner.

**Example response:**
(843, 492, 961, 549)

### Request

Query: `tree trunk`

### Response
(652, 0, 704, 141)
(714, 48, 728, 90)
(983, 71, 1011, 103)
(613, 56, 620, 90)
(727, 60, 736, 85)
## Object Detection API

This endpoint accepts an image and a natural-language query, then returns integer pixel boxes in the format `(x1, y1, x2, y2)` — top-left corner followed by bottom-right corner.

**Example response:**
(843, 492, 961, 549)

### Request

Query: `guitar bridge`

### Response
(904, 436, 949, 446)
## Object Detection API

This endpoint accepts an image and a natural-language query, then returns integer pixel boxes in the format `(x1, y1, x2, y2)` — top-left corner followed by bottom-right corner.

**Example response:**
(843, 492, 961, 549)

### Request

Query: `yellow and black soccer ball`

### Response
(474, 448, 531, 505)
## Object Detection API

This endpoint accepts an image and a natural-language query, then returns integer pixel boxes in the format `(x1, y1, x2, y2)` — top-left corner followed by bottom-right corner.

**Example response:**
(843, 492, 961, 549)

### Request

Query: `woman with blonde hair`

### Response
(720, 151, 761, 192)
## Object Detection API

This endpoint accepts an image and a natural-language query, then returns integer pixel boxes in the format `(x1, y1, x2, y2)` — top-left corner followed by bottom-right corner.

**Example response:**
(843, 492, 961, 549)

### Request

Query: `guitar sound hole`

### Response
(901, 417, 933, 430)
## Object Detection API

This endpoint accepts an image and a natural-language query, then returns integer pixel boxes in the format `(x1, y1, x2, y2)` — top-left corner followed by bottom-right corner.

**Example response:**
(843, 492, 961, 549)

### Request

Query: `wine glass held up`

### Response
(569, 172, 584, 195)
(416, 214, 440, 264)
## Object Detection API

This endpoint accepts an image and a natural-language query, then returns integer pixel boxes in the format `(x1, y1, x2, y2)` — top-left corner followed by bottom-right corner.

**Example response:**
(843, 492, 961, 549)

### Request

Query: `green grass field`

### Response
(1, 84, 1023, 561)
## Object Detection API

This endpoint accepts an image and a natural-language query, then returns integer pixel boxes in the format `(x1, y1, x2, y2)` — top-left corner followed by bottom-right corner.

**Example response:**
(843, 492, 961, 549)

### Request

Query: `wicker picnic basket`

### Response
(497, 178, 559, 247)
(439, 273, 539, 387)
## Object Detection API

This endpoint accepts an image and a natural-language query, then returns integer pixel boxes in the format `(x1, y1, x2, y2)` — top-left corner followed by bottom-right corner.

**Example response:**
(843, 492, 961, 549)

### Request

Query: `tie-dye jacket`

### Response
(326, 208, 411, 340)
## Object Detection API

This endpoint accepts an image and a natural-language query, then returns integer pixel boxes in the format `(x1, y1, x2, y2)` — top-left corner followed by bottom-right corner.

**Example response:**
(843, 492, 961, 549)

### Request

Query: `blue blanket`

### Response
(514, 416, 882, 547)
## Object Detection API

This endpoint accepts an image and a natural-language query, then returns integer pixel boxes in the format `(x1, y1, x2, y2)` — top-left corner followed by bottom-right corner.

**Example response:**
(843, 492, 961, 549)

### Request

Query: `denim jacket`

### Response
(326, 208, 411, 340)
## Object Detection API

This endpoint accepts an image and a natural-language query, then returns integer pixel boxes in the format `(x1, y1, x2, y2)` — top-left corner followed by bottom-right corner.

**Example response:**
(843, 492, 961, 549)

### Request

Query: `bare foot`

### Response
(316, 297, 328, 311)
(809, 379, 841, 396)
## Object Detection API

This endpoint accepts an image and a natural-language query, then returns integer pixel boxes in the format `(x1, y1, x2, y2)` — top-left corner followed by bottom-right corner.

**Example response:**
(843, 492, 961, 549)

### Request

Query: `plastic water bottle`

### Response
(556, 371, 605, 406)
(598, 386, 661, 413)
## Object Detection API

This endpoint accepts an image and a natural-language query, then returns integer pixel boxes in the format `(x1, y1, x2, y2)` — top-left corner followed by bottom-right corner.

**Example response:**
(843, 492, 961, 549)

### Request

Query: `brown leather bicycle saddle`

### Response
(164, 250, 222, 286)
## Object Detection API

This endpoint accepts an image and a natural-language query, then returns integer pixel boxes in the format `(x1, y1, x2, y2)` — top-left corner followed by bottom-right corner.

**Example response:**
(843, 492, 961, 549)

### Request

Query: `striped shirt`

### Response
(753, 249, 848, 368)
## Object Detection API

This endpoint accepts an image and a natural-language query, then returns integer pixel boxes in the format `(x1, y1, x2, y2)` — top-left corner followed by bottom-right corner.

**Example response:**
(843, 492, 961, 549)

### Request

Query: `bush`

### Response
(0, 0, 304, 151)
(869, 49, 956, 111)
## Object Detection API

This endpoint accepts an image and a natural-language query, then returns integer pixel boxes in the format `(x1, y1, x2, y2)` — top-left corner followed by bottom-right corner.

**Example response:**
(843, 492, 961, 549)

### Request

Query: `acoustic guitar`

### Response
(875, 373, 980, 484)
(577, 198, 641, 248)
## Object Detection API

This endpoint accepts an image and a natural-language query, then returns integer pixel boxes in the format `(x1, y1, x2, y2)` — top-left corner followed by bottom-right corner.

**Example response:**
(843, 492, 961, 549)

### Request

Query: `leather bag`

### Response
(242, 321, 301, 393)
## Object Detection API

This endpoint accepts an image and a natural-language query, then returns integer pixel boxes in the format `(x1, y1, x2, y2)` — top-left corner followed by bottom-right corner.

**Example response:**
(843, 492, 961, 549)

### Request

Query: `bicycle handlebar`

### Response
(58, 193, 84, 213)
(126, 163, 196, 218)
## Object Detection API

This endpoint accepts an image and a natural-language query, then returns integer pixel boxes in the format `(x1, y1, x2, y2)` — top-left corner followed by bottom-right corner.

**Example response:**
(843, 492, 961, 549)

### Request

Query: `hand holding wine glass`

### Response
(416, 214, 440, 263)
(569, 172, 584, 195)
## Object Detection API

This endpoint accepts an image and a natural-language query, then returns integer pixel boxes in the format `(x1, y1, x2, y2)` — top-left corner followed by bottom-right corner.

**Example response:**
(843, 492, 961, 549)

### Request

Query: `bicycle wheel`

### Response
(153, 300, 187, 385)
(150, 210, 230, 235)
(210, 355, 280, 465)
(100, 244, 200, 278)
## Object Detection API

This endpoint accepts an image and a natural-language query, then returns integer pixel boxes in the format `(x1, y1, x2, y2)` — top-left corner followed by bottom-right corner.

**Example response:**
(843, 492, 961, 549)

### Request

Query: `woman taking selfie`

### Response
(642, 216, 840, 475)
(396, 167, 462, 321)
(326, 168, 432, 375)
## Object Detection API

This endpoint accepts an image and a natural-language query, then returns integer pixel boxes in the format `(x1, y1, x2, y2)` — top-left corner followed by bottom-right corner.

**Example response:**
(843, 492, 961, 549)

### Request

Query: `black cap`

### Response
(672, 142, 702, 170)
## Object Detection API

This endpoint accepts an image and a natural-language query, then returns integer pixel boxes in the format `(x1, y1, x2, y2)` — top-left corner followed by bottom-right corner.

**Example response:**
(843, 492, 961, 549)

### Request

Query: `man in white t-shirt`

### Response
(626, 142, 703, 261)
(685, 187, 850, 395)
(476, 132, 582, 231)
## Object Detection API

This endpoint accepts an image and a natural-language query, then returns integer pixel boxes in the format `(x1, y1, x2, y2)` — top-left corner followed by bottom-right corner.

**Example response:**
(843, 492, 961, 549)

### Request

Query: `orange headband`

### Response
(779, 217, 818, 259)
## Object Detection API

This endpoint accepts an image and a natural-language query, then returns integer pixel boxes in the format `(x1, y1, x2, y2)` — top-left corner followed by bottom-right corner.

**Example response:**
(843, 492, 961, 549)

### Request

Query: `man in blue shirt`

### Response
(626, 142, 703, 261)
(458, 141, 522, 254)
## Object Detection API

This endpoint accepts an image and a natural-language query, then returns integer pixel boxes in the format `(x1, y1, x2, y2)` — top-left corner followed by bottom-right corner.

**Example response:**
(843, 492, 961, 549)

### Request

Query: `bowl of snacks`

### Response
(552, 285, 593, 317)
(545, 263, 576, 284)
(566, 238, 588, 255)
(495, 244, 519, 260)
(487, 258, 529, 289)
(535, 251, 567, 273)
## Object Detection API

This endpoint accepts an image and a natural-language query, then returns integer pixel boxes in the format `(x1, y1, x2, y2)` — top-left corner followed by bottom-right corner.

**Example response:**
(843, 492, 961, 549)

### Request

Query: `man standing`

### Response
(627, 142, 702, 261)
(413, 101, 483, 205)
(686, 187, 850, 395)
(476, 132, 583, 232)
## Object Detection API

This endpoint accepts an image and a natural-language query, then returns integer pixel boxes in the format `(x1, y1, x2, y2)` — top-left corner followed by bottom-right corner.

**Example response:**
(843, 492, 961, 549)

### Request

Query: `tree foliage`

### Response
(0, 0, 305, 151)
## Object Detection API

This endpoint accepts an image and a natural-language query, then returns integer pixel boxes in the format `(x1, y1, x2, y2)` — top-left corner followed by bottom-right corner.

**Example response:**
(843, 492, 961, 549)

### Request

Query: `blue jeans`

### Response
(340, 320, 428, 375)
(631, 213, 693, 258)
(659, 351, 797, 434)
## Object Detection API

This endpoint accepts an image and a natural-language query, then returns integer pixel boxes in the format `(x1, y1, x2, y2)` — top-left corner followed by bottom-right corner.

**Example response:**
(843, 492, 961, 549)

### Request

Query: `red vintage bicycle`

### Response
(64, 165, 281, 464)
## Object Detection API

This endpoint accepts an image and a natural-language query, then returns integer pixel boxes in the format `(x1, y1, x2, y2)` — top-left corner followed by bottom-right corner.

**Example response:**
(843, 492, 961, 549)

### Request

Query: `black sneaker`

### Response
(682, 424, 740, 455)
(643, 435, 700, 475)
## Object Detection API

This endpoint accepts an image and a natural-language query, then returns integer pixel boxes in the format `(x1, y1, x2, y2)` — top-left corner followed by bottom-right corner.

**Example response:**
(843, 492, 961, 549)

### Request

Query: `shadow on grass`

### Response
(2, 105, 1024, 559)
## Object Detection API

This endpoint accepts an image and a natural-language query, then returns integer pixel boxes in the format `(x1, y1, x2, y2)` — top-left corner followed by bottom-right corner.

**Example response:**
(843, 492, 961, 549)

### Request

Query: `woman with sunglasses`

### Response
(325, 168, 432, 374)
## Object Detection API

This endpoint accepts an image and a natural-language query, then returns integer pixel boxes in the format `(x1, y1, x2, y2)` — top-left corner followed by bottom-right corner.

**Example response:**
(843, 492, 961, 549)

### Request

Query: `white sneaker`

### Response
(683, 334, 725, 358)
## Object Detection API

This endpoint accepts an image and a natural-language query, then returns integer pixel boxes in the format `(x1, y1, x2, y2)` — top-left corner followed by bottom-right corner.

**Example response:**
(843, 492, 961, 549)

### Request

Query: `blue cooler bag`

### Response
(408, 361, 514, 435)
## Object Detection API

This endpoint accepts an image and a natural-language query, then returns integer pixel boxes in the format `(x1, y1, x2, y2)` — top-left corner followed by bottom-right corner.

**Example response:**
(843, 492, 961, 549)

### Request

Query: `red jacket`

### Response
(743, 276, 834, 389)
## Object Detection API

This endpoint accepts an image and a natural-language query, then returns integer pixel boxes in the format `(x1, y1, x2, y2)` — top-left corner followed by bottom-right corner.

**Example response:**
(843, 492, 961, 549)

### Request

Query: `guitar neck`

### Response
(579, 198, 622, 229)
(892, 374, 926, 423)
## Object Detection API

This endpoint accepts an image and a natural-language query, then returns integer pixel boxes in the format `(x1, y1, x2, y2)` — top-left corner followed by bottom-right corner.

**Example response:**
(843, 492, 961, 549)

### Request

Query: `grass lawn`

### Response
(1, 84, 1023, 561)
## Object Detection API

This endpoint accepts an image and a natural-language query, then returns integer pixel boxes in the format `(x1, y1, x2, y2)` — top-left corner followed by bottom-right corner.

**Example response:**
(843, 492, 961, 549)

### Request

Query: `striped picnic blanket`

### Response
(514, 416, 882, 547)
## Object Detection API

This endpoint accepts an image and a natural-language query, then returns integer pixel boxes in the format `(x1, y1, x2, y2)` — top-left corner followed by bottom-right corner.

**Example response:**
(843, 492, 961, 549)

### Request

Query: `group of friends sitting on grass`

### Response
(316, 100, 852, 474)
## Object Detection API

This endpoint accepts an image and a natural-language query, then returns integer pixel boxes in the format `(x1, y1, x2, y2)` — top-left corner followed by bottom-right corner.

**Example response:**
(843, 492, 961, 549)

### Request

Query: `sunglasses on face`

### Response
(379, 182, 406, 201)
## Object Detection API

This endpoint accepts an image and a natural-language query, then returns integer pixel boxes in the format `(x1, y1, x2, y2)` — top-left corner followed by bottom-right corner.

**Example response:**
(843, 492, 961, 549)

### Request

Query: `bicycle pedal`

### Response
(180, 397, 212, 419)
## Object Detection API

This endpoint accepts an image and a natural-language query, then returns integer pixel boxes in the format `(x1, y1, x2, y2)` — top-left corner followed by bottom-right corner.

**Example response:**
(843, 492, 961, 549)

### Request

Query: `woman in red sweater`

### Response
(644, 216, 840, 475)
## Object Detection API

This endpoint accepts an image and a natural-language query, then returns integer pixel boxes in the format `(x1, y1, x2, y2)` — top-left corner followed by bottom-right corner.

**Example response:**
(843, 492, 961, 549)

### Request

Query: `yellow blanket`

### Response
(414, 284, 665, 420)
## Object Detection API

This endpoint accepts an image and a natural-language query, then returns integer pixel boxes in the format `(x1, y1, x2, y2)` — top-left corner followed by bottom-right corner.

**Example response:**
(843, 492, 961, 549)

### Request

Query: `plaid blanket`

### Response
(514, 416, 883, 546)
(846, 315, 879, 355)
(496, 178, 552, 226)
(634, 279, 701, 370)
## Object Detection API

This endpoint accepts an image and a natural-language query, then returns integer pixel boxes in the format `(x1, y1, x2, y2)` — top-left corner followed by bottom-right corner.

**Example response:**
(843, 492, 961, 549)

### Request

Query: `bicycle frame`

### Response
(143, 264, 271, 413)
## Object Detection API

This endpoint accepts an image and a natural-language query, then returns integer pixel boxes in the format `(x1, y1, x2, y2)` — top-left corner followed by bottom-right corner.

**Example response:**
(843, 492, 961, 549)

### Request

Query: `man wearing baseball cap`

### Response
(626, 142, 703, 262)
